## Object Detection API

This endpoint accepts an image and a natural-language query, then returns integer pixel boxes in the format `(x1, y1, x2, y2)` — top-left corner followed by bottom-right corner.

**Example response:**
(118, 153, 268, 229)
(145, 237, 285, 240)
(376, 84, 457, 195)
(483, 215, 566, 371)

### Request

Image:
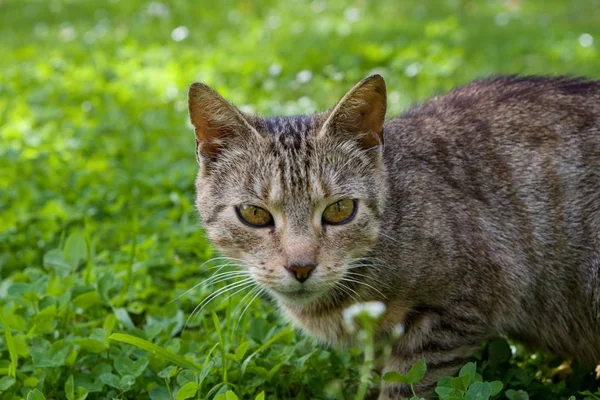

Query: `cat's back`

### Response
(383, 75, 600, 202)
(386, 75, 600, 154)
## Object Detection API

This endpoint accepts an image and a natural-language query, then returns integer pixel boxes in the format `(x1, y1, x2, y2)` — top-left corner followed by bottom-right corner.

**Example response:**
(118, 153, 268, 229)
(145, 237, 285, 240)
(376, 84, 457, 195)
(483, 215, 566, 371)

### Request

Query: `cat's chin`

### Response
(270, 288, 327, 306)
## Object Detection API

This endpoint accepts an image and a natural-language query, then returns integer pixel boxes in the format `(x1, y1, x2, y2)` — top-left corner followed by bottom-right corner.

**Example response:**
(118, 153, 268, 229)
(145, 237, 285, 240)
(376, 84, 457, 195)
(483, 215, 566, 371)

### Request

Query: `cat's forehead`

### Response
(210, 113, 375, 206)
(261, 115, 317, 137)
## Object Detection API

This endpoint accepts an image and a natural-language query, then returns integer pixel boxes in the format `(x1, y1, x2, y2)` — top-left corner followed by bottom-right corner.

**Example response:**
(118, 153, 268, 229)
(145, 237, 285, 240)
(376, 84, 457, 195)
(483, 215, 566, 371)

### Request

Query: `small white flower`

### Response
(494, 12, 510, 26)
(342, 301, 386, 333)
(296, 70, 313, 84)
(171, 26, 189, 42)
(311, 1, 326, 14)
(81, 101, 93, 112)
(59, 24, 77, 42)
(344, 7, 360, 23)
(266, 14, 281, 30)
(147, 2, 170, 18)
(165, 85, 179, 101)
(297, 96, 315, 112)
(404, 62, 421, 78)
(579, 33, 594, 48)
(268, 63, 282, 76)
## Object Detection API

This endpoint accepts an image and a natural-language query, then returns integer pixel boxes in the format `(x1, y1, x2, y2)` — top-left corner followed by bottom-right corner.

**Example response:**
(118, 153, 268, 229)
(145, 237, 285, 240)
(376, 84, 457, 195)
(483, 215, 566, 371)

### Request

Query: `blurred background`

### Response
(1, 0, 599, 399)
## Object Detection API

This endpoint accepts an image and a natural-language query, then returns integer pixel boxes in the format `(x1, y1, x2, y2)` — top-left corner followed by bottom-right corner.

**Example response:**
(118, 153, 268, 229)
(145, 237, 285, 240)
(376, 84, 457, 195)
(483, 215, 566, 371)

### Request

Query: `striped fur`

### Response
(189, 75, 600, 398)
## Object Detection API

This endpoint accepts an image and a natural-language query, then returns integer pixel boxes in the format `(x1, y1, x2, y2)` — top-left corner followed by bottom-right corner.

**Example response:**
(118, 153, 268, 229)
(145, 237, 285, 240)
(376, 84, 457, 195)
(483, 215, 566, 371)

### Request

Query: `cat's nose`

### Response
(285, 263, 315, 283)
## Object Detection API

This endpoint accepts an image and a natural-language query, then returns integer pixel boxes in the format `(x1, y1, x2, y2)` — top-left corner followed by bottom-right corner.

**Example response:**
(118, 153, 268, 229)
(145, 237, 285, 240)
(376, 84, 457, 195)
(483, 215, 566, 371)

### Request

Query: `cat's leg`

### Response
(378, 311, 487, 399)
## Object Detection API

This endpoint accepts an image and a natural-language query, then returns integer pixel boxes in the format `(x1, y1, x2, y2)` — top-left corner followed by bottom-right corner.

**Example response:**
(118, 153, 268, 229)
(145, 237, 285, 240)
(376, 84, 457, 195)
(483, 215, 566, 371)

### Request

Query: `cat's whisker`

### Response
(346, 264, 386, 274)
(334, 281, 361, 305)
(234, 287, 265, 333)
(344, 269, 380, 278)
(346, 263, 374, 269)
(202, 270, 251, 286)
(170, 281, 205, 304)
(346, 256, 387, 268)
(172, 270, 250, 303)
(170, 269, 244, 303)
(218, 281, 256, 308)
(234, 286, 261, 313)
(343, 270, 389, 288)
(169, 257, 244, 303)
(340, 276, 388, 299)
(184, 278, 255, 330)
(198, 256, 240, 269)
(206, 259, 251, 271)
(188, 277, 257, 327)
(184, 280, 254, 331)
(377, 231, 402, 246)
(205, 262, 236, 272)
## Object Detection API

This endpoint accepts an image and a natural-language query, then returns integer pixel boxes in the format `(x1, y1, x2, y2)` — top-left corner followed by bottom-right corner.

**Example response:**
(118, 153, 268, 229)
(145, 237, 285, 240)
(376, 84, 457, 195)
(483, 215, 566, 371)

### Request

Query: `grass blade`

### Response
(109, 333, 203, 372)
(212, 312, 227, 383)
(241, 328, 294, 376)
(0, 311, 17, 377)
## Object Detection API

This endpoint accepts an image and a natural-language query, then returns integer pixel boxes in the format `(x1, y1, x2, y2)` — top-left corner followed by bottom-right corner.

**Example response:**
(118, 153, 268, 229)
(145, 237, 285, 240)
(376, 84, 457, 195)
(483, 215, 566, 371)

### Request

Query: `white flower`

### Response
(171, 26, 189, 42)
(579, 33, 594, 48)
(296, 70, 313, 84)
(342, 301, 386, 333)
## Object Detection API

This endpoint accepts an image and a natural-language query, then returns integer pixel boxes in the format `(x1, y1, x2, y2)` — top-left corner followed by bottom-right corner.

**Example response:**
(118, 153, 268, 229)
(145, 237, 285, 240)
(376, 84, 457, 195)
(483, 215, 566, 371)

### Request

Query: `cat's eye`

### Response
(235, 204, 274, 227)
(322, 199, 357, 225)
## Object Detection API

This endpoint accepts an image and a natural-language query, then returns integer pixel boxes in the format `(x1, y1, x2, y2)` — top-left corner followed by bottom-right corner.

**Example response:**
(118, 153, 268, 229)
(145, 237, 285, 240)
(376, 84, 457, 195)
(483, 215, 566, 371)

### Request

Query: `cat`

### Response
(187, 74, 600, 398)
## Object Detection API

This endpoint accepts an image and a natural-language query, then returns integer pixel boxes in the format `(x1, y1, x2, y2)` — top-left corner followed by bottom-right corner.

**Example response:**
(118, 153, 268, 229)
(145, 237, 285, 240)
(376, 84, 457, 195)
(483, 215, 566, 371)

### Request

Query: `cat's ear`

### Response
(321, 74, 387, 148)
(188, 83, 256, 160)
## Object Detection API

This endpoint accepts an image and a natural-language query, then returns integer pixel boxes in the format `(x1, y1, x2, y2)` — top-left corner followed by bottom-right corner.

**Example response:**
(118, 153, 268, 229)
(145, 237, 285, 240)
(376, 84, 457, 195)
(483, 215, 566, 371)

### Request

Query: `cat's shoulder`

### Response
(400, 75, 599, 118)
(386, 75, 600, 136)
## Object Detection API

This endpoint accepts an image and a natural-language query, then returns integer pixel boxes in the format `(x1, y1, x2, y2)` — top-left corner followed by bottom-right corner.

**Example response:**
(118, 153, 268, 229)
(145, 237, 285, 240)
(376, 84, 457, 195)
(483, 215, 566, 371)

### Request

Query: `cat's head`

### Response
(188, 75, 387, 307)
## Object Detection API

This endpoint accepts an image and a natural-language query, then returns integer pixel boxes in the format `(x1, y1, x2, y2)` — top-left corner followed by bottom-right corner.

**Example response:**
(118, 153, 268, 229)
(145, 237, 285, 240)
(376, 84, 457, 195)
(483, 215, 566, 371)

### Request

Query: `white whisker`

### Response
(184, 278, 254, 330)
(333, 279, 361, 304)
(377, 232, 402, 247)
(234, 287, 265, 332)
(169, 270, 251, 303)
(340, 276, 387, 299)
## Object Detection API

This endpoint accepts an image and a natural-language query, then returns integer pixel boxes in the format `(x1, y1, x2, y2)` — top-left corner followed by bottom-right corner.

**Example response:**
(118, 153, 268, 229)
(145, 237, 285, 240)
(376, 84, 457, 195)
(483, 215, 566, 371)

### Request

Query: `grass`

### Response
(1, 0, 600, 398)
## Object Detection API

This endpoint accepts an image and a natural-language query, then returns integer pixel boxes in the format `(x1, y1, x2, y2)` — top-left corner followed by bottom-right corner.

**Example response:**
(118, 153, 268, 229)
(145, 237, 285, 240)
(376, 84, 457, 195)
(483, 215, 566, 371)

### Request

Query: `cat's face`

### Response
(189, 75, 387, 307)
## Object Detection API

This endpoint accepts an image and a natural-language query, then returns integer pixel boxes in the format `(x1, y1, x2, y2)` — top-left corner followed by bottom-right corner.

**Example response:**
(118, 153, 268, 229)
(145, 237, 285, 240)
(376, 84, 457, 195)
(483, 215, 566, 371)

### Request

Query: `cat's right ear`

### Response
(188, 83, 256, 161)
(321, 74, 387, 149)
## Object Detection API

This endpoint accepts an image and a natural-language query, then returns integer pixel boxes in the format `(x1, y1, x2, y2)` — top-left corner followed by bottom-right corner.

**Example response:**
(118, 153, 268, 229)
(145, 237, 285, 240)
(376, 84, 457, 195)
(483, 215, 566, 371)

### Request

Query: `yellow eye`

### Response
(322, 199, 357, 225)
(235, 204, 274, 227)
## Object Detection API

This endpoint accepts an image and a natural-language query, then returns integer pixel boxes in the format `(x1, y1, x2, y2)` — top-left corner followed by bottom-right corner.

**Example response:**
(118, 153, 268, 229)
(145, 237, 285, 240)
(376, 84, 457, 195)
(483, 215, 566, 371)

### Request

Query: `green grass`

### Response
(1, 0, 600, 399)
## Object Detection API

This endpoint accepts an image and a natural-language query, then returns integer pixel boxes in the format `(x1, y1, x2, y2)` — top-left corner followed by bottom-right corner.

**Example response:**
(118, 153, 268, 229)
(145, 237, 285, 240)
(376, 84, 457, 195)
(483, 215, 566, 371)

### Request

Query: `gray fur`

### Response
(188, 75, 600, 398)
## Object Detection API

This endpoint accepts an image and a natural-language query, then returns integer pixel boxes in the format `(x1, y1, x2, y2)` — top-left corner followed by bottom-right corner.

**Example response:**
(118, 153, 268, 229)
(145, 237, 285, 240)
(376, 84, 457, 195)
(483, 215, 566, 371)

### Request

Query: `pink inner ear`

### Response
(324, 75, 387, 149)
(354, 89, 386, 148)
(195, 124, 224, 158)
(189, 86, 247, 158)
(190, 109, 226, 158)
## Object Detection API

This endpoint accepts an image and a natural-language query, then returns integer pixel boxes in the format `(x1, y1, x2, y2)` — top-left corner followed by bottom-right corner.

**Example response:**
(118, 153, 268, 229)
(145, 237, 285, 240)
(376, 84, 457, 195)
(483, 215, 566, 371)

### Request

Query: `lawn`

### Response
(1, 0, 599, 399)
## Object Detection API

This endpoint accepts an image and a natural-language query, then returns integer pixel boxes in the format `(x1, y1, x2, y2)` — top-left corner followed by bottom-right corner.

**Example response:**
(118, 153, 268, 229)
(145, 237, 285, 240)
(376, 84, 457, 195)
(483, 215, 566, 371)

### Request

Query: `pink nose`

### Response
(285, 264, 315, 283)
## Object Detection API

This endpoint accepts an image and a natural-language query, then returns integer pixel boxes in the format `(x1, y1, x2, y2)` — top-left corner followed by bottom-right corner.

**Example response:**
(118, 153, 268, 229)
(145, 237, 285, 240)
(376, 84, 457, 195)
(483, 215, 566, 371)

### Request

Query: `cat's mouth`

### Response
(270, 287, 326, 306)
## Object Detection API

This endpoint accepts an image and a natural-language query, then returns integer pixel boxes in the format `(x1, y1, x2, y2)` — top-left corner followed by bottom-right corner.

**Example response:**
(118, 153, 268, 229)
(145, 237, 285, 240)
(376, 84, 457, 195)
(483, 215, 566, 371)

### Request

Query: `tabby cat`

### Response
(187, 74, 600, 398)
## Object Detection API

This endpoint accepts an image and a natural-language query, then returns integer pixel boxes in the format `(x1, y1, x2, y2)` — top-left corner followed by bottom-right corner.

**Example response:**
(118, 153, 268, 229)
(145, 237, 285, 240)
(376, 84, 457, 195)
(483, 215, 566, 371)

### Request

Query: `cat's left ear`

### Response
(188, 82, 258, 161)
(321, 74, 387, 148)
